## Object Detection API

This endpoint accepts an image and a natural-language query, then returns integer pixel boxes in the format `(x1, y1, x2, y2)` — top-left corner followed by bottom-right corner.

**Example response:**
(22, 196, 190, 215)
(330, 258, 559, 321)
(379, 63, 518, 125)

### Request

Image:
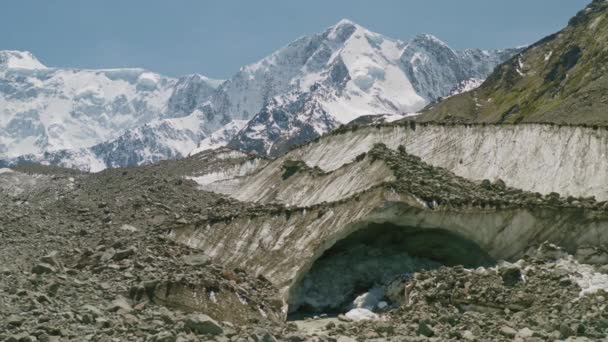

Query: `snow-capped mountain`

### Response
(1, 19, 519, 170)
(0, 51, 181, 157)
(190, 120, 249, 156)
(226, 20, 520, 156)
(0, 51, 47, 71)
(228, 88, 339, 156)
(0, 50, 228, 170)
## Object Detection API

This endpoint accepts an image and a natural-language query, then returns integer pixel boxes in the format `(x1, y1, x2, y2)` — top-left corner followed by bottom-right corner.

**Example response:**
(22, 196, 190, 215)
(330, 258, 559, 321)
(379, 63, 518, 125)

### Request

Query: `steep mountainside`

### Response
(421, 0, 608, 124)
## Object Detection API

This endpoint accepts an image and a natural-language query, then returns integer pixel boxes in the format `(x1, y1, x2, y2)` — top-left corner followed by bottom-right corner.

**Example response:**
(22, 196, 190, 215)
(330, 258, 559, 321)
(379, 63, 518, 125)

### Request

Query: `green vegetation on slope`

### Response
(420, 0, 608, 125)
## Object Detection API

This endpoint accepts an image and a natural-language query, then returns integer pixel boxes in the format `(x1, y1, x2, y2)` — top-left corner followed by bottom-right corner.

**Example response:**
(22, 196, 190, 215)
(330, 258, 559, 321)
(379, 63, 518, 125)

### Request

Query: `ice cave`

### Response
(287, 222, 496, 318)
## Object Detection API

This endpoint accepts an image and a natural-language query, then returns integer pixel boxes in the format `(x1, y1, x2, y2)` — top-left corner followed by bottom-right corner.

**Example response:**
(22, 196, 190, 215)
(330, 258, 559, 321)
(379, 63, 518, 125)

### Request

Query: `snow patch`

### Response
(351, 286, 385, 311)
(190, 120, 248, 155)
(345, 308, 379, 321)
(556, 257, 608, 297)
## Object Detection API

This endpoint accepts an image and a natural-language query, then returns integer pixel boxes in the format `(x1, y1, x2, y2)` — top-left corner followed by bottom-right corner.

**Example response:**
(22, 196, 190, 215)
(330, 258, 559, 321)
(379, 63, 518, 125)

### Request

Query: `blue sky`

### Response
(2, 1, 586, 78)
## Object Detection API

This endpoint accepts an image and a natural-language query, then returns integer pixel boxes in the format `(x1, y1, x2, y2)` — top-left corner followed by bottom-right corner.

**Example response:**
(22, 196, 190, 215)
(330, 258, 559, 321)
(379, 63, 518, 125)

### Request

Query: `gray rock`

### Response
(7, 314, 24, 326)
(108, 296, 133, 313)
(182, 254, 211, 266)
(462, 330, 476, 341)
(40, 251, 63, 269)
(153, 331, 176, 342)
(82, 304, 103, 317)
(250, 329, 278, 342)
(5, 333, 34, 342)
(499, 265, 522, 286)
(417, 322, 434, 337)
(559, 323, 574, 338)
(184, 314, 223, 335)
(120, 224, 139, 232)
(336, 337, 357, 342)
(337, 314, 352, 322)
(517, 327, 534, 338)
(500, 326, 517, 338)
(32, 263, 56, 275)
(113, 246, 136, 261)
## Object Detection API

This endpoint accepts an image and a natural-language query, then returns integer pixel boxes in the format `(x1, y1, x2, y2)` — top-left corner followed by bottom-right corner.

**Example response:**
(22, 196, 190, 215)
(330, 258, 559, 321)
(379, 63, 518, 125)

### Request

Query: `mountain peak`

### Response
(332, 18, 359, 28)
(327, 18, 367, 40)
(0, 50, 47, 70)
(411, 34, 449, 47)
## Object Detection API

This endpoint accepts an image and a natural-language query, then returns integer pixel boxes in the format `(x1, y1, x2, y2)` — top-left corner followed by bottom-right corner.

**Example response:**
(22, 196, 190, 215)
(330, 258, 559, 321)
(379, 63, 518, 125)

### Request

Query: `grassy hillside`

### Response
(420, 0, 608, 125)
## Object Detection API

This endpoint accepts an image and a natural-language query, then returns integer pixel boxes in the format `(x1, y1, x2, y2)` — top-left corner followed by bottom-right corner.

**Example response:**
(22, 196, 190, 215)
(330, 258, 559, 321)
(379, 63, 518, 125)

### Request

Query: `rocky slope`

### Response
(0, 163, 286, 341)
(421, 0, 608, 125)
(2, 140, 608, 340)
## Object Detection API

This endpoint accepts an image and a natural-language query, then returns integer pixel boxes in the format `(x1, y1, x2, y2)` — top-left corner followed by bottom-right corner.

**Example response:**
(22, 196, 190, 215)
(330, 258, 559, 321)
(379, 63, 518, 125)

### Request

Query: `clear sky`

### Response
(1, 1, 587, 79)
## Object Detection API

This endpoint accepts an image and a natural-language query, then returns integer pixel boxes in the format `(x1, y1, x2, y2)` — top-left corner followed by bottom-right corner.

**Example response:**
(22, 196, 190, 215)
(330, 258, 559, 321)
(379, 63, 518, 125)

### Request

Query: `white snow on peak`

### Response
(333, 18, 357, 28)
(199, 75, 225, 89)
(190, 120, 248, 155)
(137, 72, 161, 90)
(0, 50, 47, 70)
(0, 20, 519, 168)
(416, 33, 449, 47)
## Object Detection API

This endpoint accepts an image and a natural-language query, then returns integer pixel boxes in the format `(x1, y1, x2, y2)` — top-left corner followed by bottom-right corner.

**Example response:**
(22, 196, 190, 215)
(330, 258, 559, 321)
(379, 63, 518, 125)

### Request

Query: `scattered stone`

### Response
(459, 330, 474, 340)
(108, 296, 133, 313)
(40, 251, 63, 269)
(500, 326, 517, 338)
(120, 224, 139, 232)
(112, 246, 136, 261)
(417, 322, 435, 337)
(499, 264, 522, 286)
(7, 314, 24, 326)
(184, 314, 223, 335)
(31, 263, 56, 275)
(182, 253, 211, 266)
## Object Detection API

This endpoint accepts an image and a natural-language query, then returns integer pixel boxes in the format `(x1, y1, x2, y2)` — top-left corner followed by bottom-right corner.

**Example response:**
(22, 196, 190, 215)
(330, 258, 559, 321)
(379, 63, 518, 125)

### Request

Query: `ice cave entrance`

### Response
(287, 222, 495, 319)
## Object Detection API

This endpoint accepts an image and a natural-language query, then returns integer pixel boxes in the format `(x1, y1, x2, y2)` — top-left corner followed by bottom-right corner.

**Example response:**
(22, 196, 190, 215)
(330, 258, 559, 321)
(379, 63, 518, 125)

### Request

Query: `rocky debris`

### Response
(181, 253, 211, 266)
(2, 149, 608, 340)
(299, 245, 608, 341)
(184, 314, 224, 335)
(31, 263, 56, 275)
(367, 143, 608, 212)
(0, 166, 285, 341)
(498, 264, 522, 286)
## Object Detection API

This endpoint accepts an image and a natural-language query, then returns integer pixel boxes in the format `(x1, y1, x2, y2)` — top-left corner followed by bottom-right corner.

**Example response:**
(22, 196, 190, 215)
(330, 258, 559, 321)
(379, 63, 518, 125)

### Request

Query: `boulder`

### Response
(182, 254, 211, 266)
(7, 314, 24, 326)
(32, 263, 56, 275)
(500, 326, 517, 338)
(417, 322, 435, 337)
(113, 246, 136, 261)
(184, 314, 223, 335)
(108, 296, 133, 313)
(498, 264, 522, 286)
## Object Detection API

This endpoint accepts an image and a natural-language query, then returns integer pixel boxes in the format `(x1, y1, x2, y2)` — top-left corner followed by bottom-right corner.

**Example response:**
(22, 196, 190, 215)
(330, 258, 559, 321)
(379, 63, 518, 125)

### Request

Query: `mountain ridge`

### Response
(0, 19, 519, 169)
(419, 0, 608, 125)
